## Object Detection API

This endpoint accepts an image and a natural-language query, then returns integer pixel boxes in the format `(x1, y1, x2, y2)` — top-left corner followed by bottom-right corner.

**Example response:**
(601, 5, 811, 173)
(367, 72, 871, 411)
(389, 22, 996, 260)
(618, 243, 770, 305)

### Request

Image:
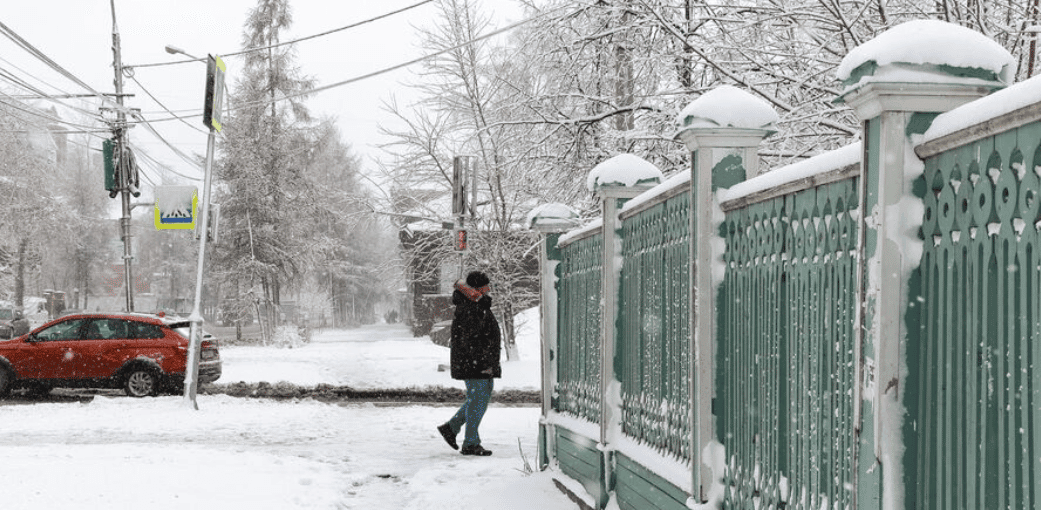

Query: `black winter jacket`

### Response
(449, 289, 502, 380)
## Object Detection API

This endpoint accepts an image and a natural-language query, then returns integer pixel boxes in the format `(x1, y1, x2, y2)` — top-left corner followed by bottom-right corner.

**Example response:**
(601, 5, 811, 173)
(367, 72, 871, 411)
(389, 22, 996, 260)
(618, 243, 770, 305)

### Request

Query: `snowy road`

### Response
(0, 314, 580, 509)
(218, 317, 541, 391)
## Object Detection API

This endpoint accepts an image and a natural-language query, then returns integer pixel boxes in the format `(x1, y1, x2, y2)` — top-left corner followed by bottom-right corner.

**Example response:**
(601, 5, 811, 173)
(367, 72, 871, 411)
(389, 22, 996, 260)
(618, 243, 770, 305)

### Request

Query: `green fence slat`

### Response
(718, 179, 859, 509)
(914, 118, 1041, 510)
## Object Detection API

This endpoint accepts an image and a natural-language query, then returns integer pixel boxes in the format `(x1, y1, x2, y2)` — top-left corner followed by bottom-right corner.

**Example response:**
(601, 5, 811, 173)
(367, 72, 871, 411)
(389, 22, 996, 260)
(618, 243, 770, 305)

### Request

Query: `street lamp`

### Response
(164, 45, 201, 61)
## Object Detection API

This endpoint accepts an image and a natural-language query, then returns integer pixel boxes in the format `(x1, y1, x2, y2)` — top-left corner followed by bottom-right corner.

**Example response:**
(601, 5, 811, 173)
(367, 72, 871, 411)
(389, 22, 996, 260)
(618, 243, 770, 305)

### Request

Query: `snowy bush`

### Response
(268, 326, 307, 348)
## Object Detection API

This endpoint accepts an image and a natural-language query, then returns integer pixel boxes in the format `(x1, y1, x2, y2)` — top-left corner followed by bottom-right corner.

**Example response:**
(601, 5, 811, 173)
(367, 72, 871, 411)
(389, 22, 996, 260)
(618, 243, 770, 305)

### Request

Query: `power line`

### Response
(128, 73, 209, 136)
(0, 90, 105, 132)
(0, 20, 107, 101)
(130, 111, 205, 176)
(136, 3, 579, 124)
(0, 66, 108, 121)
(126, 0, 437, 70)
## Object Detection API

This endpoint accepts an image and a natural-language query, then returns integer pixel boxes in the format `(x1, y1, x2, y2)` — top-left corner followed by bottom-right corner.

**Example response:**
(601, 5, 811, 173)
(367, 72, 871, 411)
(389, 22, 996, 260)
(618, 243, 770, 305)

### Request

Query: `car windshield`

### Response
(0, 309, 13, 320)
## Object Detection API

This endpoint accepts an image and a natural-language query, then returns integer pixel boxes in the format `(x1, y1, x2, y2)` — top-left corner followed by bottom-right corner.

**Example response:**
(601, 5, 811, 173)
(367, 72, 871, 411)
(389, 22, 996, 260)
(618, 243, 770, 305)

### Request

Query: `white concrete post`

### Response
(530, 204, 580, 471)
(835, 19, 1013, 510)
(677, 86, 777, 502)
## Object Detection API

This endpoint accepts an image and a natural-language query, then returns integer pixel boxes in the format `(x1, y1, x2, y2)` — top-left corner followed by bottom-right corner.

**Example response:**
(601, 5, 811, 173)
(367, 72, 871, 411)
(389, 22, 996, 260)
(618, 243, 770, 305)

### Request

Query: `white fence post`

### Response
(676, 85, 777, 502)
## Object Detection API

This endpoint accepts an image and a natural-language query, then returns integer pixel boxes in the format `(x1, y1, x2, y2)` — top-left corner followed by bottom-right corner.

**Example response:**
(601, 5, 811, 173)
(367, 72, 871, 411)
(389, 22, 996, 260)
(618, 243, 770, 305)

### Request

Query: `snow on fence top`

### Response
(619, 171, 690, 217)
(557, 217, 603, 246)
(717, 143, 861, 207)
(676, 85, 779, 133)
(585, 153, 663, 192)
(920, 72, 1041, 146)
(836, 19, 1014, 94)
(527, 202, 580, 230)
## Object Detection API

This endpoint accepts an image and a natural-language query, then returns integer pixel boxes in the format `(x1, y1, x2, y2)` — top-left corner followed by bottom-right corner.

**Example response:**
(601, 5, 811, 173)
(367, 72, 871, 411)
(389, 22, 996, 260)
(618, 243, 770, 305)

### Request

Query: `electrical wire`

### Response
(126, 0, 437, 69)
(130, 111, 205, 175)
(136, 3, 580, 124)
(0, 66, 107, 121)
(128, 74, 209, 136)
(0, 20, 107, 100)
(131, 140, 202, 183)
(0, 90, 105, 132)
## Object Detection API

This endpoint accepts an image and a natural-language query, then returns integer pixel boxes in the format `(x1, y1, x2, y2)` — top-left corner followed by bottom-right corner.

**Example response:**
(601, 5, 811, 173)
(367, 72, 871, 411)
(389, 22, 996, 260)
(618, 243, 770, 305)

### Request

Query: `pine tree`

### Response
(215, 0, 318, 325)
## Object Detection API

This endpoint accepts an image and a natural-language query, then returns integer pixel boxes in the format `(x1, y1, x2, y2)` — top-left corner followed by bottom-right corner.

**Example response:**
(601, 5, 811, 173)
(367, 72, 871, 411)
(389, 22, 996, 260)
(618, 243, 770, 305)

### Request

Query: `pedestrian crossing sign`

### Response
(154, 185, 198, 230)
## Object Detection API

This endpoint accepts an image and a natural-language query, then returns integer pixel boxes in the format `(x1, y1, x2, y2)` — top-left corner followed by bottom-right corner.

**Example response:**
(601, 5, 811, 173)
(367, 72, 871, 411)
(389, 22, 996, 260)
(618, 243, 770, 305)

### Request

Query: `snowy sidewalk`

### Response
(0, 312, 580, 509)
(0, 395, 576, 509)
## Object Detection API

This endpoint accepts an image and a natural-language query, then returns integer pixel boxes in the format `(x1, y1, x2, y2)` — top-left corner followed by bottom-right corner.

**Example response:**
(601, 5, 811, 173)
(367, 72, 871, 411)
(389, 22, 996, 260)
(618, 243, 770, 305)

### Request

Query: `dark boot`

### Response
(437, 423, 458, 450)
(460, 445, 492, 456)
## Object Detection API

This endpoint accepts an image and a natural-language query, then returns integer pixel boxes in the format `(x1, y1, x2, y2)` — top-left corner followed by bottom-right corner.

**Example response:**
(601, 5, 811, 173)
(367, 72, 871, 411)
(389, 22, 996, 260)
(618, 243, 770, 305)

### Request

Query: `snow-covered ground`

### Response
(0, 309, 580, 510)
(218, 309, 541, 391)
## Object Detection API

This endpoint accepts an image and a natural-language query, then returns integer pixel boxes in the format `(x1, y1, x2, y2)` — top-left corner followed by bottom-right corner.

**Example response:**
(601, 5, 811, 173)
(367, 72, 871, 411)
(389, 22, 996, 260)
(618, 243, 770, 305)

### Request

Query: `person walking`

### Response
(436, 271, 501, 456)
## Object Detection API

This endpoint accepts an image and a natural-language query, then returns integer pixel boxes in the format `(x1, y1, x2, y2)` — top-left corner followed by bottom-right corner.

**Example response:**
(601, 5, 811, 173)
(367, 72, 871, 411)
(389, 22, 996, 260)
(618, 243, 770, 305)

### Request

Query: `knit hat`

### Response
(466, 271, 490, 289)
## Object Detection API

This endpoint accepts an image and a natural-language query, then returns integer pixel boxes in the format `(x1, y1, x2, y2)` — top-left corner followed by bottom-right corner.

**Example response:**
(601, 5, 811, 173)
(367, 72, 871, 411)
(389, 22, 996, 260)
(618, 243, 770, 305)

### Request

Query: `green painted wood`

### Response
(615, 466, 688, 510)
(615, 454, 691, 510)
(556, 233, 603, 423)
(717, 176, 859, 509)
(618, 190, 692, 464)
(555, 427, 603, 499)
(914, 118, 1041, 510)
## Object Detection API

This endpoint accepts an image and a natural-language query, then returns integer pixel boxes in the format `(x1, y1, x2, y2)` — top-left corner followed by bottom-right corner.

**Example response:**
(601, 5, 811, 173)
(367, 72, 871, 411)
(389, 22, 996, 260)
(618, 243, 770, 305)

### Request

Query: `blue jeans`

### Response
(447, 379, 493, 448)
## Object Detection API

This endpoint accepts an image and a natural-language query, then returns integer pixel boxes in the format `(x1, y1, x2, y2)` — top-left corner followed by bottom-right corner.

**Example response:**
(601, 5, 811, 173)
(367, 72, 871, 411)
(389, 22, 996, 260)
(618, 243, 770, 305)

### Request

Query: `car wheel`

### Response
(0, 368, 12, 398)
(124, 369, 159, 397)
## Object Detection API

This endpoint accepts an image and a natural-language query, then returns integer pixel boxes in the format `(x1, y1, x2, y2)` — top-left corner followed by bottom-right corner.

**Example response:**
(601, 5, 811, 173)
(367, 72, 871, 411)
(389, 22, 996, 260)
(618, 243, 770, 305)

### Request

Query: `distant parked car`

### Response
(0, 312, 222, 398)
(0, 307, 30, 339)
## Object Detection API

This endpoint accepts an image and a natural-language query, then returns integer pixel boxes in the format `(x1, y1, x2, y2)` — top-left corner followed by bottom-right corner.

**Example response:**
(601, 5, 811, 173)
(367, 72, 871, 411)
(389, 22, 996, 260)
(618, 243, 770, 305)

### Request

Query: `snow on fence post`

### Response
(675, 85, 778, 503)
(529, 203, 581, 472)
(587, 155, 662, 507)
(834, 19, 1013, 510)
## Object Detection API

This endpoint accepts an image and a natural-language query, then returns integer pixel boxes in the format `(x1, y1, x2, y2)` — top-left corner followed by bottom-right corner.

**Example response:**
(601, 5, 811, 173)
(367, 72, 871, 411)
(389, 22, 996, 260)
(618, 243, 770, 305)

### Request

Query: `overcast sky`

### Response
(1, 0, 521, 194)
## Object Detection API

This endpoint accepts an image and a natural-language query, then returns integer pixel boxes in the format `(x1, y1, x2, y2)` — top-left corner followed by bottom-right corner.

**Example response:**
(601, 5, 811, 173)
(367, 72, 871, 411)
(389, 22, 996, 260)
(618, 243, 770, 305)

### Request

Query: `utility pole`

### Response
(108, 0, 136, 312)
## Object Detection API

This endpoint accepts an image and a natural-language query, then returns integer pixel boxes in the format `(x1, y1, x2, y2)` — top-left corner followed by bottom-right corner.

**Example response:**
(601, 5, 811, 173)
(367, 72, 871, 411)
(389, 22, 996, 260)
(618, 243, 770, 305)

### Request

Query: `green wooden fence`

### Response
(619, 191, 693, 464)
(913, 120, 1041, 510)
(556, 231, 604, 424)
(717, 176, 860, 510)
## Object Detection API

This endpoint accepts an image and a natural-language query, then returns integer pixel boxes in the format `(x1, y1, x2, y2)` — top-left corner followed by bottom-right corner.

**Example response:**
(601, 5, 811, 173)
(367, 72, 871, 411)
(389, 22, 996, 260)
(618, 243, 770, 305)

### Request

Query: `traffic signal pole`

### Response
(185, 54, 225, 410)
(109, 0, 134, 312)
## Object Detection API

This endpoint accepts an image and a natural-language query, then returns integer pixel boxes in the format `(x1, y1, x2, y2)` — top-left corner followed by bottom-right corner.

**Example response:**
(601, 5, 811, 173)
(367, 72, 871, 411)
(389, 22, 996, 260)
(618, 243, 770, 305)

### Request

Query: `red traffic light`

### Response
(455, 229, 468, 251)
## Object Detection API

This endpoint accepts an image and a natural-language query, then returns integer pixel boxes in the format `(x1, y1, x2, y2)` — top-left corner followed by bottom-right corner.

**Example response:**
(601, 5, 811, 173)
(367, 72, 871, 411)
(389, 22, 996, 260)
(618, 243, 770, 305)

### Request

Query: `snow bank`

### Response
(836, 19, 1014, 85)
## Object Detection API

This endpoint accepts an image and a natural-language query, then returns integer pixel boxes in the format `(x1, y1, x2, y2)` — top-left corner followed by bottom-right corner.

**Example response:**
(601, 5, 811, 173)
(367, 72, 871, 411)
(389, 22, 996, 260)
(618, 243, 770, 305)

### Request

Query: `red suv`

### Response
(0, 312, 221, 398)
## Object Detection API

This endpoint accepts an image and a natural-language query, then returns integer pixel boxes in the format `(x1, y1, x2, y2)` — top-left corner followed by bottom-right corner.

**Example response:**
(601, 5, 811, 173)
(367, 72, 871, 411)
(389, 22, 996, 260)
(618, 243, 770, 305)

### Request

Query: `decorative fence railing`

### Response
(555, 230, 603, 424)
(912, 108, 1041, 510)
(529, 20, 1040, 510)
(717, 174, 860, 510)
(619, 188, 692, 465)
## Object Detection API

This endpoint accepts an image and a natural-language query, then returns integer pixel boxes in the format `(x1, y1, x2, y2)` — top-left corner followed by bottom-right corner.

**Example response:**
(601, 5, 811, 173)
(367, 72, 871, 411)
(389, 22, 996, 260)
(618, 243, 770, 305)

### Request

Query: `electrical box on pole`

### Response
(103, 139, 117, 197)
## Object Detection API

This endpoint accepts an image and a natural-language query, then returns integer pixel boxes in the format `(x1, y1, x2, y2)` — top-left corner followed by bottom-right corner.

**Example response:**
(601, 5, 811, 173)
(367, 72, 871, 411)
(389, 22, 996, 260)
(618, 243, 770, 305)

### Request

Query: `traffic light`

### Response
(454, 228, 468, 252)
